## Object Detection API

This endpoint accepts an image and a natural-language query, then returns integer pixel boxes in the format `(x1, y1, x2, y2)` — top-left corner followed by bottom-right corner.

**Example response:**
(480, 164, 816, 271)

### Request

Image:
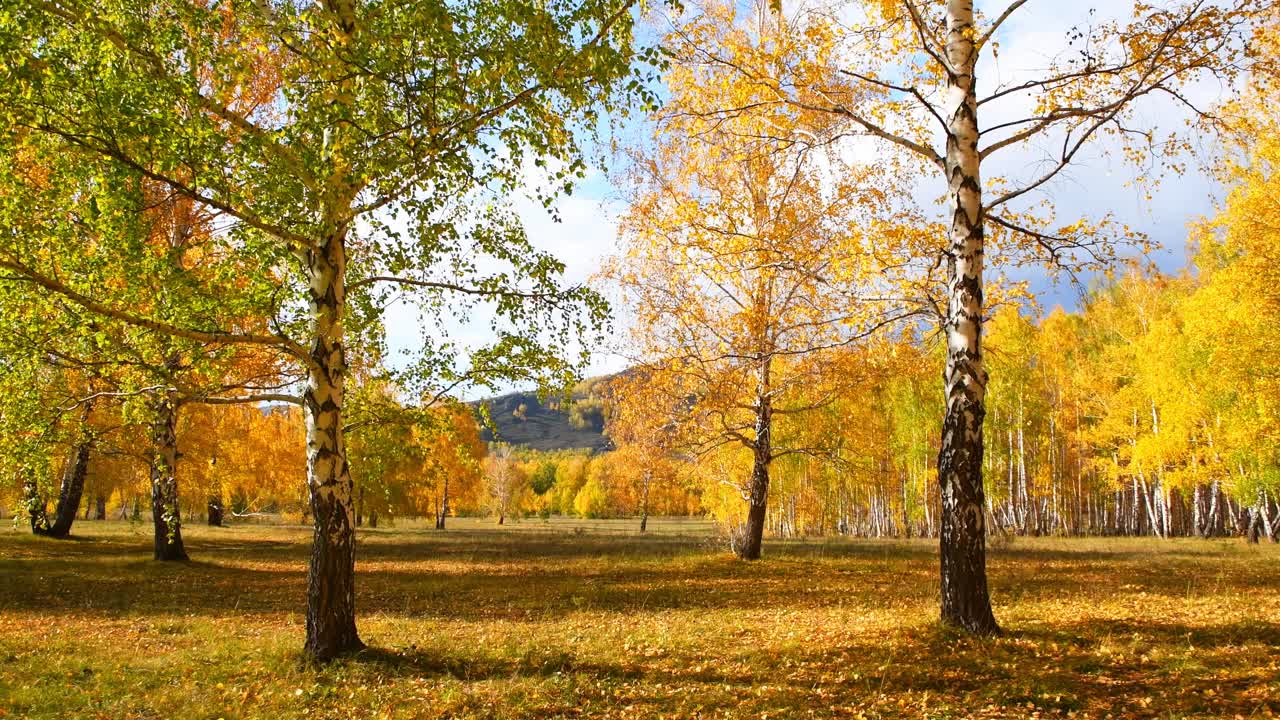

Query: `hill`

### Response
(475, 378, 613, 452)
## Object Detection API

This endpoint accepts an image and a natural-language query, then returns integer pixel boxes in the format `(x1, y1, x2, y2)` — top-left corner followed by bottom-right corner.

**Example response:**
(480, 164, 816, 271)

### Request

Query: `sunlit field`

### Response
(2, 519, 1277, 720)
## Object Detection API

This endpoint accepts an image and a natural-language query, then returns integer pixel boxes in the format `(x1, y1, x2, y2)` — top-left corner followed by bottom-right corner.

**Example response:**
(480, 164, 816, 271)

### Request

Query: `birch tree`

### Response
(0, 0, 649, 659)
(485, 444, 528, 525)
(610, 0, 924, 559)
(603, 368, 681, 532)
(681, 0, 1256, 631)
(0, 141, 302, 558)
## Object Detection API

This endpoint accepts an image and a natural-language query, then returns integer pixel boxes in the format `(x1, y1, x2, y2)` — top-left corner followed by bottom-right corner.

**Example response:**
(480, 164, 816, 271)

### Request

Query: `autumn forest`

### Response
(2, 0, 1279, 718)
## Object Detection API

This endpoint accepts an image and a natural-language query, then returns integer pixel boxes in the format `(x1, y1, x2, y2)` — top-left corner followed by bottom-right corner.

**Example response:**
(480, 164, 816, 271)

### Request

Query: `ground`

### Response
(0, 518, 1277, 720)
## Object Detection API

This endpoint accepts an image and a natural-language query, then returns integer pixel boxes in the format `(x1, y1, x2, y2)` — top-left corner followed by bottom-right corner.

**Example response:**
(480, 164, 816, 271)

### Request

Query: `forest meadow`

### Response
(1, 0, 1279, 718)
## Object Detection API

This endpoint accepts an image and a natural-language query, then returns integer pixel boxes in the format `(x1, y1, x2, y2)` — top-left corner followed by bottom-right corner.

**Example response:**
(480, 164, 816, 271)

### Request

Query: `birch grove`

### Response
(646, 0, 1258, 633)
(0, 0, 651, 660)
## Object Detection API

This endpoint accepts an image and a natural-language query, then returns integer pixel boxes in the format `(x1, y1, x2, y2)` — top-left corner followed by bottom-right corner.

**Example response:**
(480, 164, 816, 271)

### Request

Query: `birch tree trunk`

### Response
(1204, 437, 1224, 532)
(936, 0, 999, 635)
(302, 226, 363, 660)
(1161, 482, 1173, 537)
(40, 435, 93, 538)
(1258, 489, 1274, 542)
(1247, 502, 1263, 544)
(1017, 417, 1031, 534)
(1007, 427, 1017, 529)
(149, 395, 188, 561)
(737, 359, 773, 560)
(738, 397, 772, 559)
(1208, 480, 1222, 537)
(208, 453, 224, 527)
(28, 402, 94, 538)
(436, 475, 449, 530)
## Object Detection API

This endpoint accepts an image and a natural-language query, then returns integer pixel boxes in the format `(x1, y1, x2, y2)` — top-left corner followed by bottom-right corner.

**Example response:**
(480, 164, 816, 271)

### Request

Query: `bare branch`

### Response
(347, 275, 571, 300)
(59, 385, 168, 412)
(786, 97, 944, 168)
(837, 69, 947, 130)
(977, 0, 1032, 48)
(900, 0, 952, 75)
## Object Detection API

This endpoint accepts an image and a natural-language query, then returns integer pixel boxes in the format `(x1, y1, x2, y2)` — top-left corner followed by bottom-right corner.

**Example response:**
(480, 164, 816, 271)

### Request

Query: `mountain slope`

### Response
(476, 388, 610, 452)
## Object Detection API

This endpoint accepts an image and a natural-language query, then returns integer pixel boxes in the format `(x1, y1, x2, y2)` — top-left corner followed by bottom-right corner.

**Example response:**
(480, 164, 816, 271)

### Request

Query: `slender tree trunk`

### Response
(936, 0, 998, 636)
(301, 227, 363, 661)
(1247, 502, 1262, 544)
(1017, 403, 1032, 535)
(1160, 479, 1170, 537)
(925, 469, 935, 537)
(1258, 489, 1274, 543)
(23, 473, 47, 534)
(737, 377, 773, 561)
(207, 496, 224, 527)
(1139, 475, 1162, 539)
(1048, 412, 1058, 533)
(1006, 427, 1017, 530)
(986, 490, 998, 535)
(49, 443, 92, 537)
(29, 403, 95, 538)
(903, 480, 915, 538)
(436, 475, 449, 530)
(207, 450, 222, 525)
(1211, 481, 1224, 537)
(639, 469, 651, 533)
(790, 493, 799, 537)
(41, 438, 93, 538)
(95, 494, 106, 521)
(149, 395, 188, 561)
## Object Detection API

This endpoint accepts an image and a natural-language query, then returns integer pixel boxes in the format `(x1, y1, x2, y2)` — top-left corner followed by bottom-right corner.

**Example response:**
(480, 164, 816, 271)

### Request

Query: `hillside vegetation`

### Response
(477, 378, 613, 452)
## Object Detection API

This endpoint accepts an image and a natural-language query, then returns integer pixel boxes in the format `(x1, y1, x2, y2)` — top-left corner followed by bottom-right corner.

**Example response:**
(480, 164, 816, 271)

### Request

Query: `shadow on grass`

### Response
(348, 645, 643, 682)
(2, 526, 1277, 624)
(3, 524, 1279, 718)
(326, 617, 1279, 718)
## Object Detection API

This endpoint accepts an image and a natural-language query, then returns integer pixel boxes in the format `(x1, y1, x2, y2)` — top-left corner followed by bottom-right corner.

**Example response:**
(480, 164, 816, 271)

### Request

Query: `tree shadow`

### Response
(3, 524, 1279, 718)
(2, 526, 1277, 625)
(348, 645, 642, 683)
(324, 617, 1280, 718)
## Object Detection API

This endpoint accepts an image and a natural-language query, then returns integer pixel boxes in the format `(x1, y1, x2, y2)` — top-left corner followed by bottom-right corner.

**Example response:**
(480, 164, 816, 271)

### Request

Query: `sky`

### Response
(970, 0, 1230, 307)
(383, 0, 1235, 396)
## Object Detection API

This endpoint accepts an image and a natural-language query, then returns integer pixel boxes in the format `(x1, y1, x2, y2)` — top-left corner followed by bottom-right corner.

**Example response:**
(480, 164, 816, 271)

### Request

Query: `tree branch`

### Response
(347, 275, 571, 300)
(189, 393, 303, 406)
(977, 0, 1031, 48)
(0, 257, 307, 358)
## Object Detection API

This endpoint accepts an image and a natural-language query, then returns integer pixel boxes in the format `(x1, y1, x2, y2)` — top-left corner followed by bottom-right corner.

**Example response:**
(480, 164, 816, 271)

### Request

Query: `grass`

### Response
(1, 518, 1277, 719)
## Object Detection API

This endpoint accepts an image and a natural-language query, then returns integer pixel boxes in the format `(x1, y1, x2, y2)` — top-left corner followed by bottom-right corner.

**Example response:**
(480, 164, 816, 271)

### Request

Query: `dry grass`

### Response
(1, 518, 1277, 719)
